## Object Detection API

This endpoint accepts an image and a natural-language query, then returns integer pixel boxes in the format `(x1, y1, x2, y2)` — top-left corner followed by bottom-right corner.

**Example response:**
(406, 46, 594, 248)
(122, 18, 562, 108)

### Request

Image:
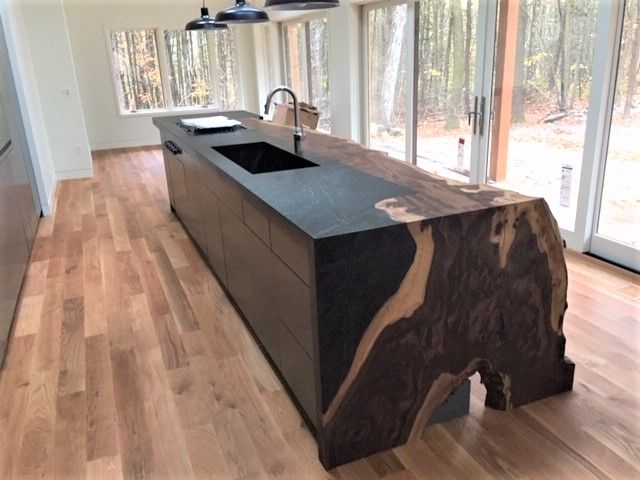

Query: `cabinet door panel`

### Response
(162, 143, 175, 208)
(202, 166, 243, 219)
(200, 183, 227, 286)
(279, 319, 316, 424)
(270, 214, 311, 285)
(9, 146, 38, 248)
(273, 255, 314, 357)
(243, 194, 270, 246)
(168, 154, 188, 221)
(0, 156, 29, 363)
(219, 203, 258, 323)
(182, 156, 206, 252)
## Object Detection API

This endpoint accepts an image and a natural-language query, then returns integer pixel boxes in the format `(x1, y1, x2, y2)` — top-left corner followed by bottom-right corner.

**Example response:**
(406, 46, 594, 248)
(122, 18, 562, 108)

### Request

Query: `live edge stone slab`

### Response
(153, 111, 575, 470)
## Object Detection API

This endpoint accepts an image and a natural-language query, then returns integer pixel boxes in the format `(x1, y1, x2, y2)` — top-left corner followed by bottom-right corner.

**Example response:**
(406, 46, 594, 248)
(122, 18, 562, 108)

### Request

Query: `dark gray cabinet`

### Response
(162, 142, 205, 253)
(0, 155, 29, 360)
(0, 20, 39, 365)
(165, 149, 187, 219)
(161, 141, 318, 424)
(217, 200, 317, 422)
(200, 184, 227, 287)
(219, 202, 259, 325)
(181, 154, 206, 252)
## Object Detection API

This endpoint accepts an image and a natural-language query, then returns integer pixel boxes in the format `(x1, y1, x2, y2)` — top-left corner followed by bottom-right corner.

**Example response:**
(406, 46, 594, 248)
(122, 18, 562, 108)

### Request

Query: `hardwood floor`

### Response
(0, 146, 638, 480)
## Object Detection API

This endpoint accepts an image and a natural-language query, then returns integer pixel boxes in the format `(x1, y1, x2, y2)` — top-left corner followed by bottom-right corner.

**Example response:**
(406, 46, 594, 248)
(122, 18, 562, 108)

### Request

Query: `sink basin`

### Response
(213, 142, 319, 174)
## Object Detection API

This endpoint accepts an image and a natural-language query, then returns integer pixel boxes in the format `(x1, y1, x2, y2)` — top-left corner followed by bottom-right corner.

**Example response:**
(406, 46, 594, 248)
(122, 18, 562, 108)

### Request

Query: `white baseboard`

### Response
(90, 138, 160, 150)
(55, 167, 94, 181)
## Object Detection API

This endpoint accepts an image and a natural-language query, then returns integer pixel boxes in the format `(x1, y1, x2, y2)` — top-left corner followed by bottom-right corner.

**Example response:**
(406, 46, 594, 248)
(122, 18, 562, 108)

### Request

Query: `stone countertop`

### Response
(153, 110, 536, 240)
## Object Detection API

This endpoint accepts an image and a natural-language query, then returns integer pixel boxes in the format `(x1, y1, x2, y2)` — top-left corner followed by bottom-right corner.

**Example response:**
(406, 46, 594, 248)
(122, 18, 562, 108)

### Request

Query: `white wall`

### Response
(2, 1, 62, 214)
(15, 0, 92, 180)
(63, 0, 261, 151)
(327, 2, 361, 141)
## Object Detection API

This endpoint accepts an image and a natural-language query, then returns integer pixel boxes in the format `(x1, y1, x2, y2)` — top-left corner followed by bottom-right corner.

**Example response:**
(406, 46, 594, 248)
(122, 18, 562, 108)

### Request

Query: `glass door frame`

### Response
(360, 0, 416, 163)
(359, 0, 497, 178)
(587, 0, 640, 271)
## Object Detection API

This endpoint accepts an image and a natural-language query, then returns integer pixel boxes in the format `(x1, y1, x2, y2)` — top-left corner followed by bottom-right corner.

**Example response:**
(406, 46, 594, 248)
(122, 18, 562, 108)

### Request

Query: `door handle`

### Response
(478, 96, 486, 136)
(468, 96, 478, 135)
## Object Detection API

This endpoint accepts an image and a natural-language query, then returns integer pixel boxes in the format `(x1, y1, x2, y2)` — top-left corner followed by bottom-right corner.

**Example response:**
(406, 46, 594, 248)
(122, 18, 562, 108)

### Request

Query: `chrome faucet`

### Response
(264, 86, 304, 152)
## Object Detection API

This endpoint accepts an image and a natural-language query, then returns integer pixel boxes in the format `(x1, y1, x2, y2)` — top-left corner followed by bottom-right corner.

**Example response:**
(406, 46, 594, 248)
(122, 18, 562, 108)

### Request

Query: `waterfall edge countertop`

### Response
(153, 110, 538, 240)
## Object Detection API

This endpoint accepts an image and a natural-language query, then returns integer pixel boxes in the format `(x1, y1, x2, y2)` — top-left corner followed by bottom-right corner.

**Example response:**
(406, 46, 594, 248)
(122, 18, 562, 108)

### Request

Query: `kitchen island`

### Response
(153, 111, 574, 469)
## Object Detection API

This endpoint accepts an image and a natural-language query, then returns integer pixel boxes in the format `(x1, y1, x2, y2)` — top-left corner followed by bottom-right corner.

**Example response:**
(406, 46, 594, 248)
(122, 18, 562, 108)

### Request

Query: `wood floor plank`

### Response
(54, 390, 88, 480)
(86, 455, 124, 480)
(85, 334, 119, 462)
(1, 147, 638, 479)
(152, 248, 200, 334)
(12, 294, 44, 338)
(17, 368, 57, 479)
(110, 348, 155, 479)
(57, 297, 86, 396)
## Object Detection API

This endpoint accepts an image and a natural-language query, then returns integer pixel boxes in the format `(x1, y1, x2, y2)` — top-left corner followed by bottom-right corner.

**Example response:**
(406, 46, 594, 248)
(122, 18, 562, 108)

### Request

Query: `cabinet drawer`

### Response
(273, 256, 314, 356)
(201, 165, 243, 219)
(279, 319, 316, 425)
(243, 194, 270, 247)
(270, 214, 311, 285)
(200, 183, 227, 287)
(219, 203, 258, 322)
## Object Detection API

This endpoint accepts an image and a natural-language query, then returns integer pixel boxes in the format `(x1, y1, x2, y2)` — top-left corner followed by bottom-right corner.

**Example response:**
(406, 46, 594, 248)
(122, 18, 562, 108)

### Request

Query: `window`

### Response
(109, 30, 165, 112)
(366, 3, 408, 161)
(163, 30, 215, 108)
(108, 28, 241, 114)
(282, 17, 331, 132)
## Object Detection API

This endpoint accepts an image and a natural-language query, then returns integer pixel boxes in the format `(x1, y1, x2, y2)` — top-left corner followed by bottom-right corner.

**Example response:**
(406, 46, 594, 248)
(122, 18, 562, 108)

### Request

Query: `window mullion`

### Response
(206, 31, 222, 109)
(156, 28, 173, 109)
(304, 22, 313, 104)
(405, 0, 418, 165)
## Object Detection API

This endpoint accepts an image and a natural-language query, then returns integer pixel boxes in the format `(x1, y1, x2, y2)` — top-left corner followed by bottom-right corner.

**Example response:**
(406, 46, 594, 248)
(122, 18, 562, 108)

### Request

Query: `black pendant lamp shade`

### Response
(264, 0, 338, 10)
(186, 6, 228, 30)
(215, 0, 269, 24)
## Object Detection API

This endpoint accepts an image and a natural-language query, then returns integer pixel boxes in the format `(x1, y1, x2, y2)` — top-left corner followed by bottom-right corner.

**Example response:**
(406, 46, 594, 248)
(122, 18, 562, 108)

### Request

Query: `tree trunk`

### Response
(513, 0, 527, 122)
(380, 6, 407, 125)
(463, 0, 472, 115)
(624, 0, 640, 117)
(445, 0, 464, 129)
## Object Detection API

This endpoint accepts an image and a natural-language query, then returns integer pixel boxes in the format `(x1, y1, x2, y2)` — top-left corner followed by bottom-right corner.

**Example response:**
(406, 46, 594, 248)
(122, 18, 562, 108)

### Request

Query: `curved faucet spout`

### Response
(264, 85, 304, 146)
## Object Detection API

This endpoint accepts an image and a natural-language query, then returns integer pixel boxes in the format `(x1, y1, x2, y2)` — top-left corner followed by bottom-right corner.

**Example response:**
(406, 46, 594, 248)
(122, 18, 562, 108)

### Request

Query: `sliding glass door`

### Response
(364, 1, 410, 161)
(485, 0, 600, 233)
(362, 0, 637, 270)
(363, 0, 494, 181)
(415, 0, 481, 182)
(590, 0, 640, 270)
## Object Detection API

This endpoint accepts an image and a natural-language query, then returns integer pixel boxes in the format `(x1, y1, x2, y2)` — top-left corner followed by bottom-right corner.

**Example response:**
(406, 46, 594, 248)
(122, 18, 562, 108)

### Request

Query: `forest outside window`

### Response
(108, 28, 241, 115)
(282, 16, 330, 132)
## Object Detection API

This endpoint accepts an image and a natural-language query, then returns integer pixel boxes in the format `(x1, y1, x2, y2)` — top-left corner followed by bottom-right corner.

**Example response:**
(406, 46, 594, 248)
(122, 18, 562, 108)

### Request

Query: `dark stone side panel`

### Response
(314, 224, 416, 411)
(315, 203, 574, 468)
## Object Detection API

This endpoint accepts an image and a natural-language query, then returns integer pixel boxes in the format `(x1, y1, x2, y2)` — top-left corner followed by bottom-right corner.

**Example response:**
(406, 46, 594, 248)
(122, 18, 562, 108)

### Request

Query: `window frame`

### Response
(104, 25, 243, 118)
(280, 13, 328, 91)
(279, 13, 331, 131)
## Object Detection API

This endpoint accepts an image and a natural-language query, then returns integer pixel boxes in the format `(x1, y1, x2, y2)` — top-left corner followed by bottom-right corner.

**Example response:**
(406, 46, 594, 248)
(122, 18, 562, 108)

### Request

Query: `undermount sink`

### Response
(212, 142, 319, 174)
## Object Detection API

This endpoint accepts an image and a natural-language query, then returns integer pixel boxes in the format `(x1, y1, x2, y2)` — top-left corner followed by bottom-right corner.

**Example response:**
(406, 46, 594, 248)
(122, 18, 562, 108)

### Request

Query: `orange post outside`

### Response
(489, 0, 519, 182)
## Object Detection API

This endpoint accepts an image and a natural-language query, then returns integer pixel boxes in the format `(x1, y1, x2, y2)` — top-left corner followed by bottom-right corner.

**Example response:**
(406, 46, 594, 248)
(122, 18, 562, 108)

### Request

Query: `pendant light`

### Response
(214, 0, 269, 24)
(186, 2, 228, 30)
(264, 0, 338, 10)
